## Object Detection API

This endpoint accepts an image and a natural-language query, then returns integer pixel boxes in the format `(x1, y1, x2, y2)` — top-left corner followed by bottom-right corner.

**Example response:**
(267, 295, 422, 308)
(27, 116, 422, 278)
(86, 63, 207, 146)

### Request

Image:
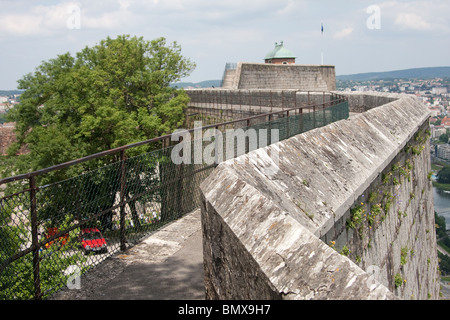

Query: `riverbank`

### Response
(433, 181, 450, 192)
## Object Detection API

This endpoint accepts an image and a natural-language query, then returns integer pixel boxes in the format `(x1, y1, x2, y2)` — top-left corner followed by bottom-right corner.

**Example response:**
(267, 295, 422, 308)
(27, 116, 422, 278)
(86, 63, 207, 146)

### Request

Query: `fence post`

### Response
(249, 90, 252, 114)
(239, 90, 242, 112)
(268, 114, 273, 145)
(313, 103, 316, 129)
(294, 91, 297, 114)
(259, 90, 262, 114)
(323, 91, 325, 108)
(30, 176, 42, 300)
(299, 106, 304, 133)
(215, 125, 220, 166)
(286, 110, 290, 138)
(269, 90, 273, 113)
(119, 150, 127, 251)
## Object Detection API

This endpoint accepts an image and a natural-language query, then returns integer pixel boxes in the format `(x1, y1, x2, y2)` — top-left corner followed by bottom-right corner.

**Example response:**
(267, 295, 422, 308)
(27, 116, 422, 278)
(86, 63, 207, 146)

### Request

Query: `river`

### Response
(433, 187, 450, 231)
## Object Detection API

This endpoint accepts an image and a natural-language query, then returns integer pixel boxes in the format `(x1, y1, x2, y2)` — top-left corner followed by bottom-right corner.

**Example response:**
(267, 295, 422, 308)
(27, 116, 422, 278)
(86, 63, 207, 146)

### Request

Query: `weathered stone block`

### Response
(200, 93, 439, 300)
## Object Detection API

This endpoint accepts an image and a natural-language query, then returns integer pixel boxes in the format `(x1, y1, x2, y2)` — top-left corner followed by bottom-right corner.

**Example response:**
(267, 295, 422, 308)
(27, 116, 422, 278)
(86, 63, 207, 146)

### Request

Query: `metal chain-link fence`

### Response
(0, 93, 348, 300)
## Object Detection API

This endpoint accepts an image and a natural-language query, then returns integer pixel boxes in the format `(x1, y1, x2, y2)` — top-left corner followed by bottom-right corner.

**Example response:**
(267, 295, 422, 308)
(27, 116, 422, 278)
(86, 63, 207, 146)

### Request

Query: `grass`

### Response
(438, 241, 450, 255)
(431, 164, 443, 172)
(433, 181, 450, 192)
(394, 273, 404, 289)
(400, 247, 409, 266)
(432, 161, 450, 191)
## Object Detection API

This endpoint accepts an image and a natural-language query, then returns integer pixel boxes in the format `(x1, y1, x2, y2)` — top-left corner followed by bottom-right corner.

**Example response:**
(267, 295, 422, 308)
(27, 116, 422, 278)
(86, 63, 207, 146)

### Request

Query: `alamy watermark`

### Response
(367, 5, 381, 30)
(65, 265, 81, 290)
(171, 122, 280, 177)
(67, 4, 81, 30)
(366, 265, 381, 290)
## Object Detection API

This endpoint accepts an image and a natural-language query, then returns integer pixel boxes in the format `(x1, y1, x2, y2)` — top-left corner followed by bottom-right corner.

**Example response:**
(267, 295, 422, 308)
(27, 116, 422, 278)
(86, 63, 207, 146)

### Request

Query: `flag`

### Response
(321, 23, 324, 35)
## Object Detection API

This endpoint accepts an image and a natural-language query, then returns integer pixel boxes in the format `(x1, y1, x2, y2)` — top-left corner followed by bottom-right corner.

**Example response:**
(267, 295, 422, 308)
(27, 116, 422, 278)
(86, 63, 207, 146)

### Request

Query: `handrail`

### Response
(0, 91, 348, 300)
(0, 93, 347, 186)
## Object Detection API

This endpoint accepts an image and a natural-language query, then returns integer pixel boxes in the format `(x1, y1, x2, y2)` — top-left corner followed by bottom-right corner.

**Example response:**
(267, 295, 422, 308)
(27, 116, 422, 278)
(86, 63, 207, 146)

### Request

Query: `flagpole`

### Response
(321, 23, 324, 65)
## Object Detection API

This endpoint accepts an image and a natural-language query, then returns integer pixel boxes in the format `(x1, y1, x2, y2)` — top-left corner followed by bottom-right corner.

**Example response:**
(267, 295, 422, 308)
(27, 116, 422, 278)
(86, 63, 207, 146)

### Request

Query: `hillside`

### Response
(0, 90, 24, 96)
(337, 66, 450, 81)
(171, 80, 222, 89)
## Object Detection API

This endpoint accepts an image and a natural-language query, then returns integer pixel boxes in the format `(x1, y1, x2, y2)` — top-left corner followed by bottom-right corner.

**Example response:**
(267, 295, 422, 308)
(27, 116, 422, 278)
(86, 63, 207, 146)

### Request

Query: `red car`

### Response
(79, 228, 108, 255)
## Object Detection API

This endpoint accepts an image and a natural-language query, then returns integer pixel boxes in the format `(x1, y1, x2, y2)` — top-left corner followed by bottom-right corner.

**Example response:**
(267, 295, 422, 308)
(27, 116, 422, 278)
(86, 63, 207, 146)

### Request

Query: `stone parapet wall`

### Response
(200, 93, 440, 300)
(337, 91, 401, 113)
(222, 63, 336, 91)
(186, 89, 338, 110)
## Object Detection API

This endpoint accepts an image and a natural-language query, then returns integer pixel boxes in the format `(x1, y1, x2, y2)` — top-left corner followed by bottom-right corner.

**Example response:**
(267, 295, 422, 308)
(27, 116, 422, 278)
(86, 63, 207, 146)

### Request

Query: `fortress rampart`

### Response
(185, 89, 341, 124)
(222, 63, 336, 91)
(200, 92, 440, 300)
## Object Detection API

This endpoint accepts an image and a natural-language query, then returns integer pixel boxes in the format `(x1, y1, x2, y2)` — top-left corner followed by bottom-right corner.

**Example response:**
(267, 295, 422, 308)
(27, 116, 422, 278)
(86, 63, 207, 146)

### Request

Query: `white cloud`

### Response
(395, 12, 433, 31)
(0, 0, 449, 89)
(334, 27, 353, 39)
(0, 0, 309, 38)
(81, 3, 136, 30)
(374, 0, 450, 33)
(0, 2, 77, 37)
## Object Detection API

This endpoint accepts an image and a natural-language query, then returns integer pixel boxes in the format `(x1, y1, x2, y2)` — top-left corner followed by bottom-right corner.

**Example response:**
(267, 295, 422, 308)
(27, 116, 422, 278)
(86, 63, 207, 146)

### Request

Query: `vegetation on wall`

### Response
(328, 125, 437, 296)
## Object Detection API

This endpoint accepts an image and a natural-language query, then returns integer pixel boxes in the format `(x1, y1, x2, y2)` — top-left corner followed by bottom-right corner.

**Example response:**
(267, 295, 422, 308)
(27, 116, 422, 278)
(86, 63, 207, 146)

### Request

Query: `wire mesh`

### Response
(0, 99, 348, 300)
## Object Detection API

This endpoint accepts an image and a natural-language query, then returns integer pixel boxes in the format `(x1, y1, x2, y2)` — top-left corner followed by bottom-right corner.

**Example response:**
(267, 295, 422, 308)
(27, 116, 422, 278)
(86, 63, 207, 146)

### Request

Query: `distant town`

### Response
(336, 77, 450, 163)
(0, 90, 21, 124)
(2, 73, 450, 156)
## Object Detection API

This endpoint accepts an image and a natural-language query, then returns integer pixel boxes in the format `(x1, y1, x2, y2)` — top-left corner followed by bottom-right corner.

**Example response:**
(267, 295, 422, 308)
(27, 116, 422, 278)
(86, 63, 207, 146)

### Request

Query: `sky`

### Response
(0, 0, 449, 89)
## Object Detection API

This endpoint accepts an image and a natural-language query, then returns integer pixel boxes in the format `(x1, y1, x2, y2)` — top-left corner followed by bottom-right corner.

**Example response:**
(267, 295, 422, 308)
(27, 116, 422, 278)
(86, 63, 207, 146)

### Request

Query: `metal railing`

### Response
(0, 92, 348, 300)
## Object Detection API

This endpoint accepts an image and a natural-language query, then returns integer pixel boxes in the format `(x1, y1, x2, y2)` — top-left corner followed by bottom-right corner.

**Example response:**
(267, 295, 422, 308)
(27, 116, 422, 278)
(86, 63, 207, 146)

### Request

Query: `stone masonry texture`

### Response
(227, 63, 336, 91)
(200, 93, 440, 300)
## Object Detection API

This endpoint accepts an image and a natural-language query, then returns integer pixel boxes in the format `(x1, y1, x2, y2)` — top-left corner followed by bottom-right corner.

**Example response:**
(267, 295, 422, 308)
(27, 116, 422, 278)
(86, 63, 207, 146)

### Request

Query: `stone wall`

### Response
(186, 89, 338, 110)
(224, 63, 336, 91)
(185, 90, 343, 128)
(200, 93, 440, 300)
(337, 91, 400, 113)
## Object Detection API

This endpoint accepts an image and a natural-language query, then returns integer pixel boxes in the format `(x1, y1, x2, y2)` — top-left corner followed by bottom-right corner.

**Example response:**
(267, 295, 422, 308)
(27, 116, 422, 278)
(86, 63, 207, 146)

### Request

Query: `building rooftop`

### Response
(264, 41, 296, 60)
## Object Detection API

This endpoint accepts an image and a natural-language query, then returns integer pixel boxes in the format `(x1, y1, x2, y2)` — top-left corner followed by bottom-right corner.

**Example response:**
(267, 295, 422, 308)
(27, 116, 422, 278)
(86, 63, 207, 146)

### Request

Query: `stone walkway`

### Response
(51, 209, 204, 300)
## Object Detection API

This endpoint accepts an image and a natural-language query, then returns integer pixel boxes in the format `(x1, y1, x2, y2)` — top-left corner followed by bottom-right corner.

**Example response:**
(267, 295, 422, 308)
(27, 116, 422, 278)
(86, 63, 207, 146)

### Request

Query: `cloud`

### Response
(0, 0, 309, 38)
(0, 2, 77, 37)
(374, 0, 450, 34)
(81, 2, 136, 30)
(395, 12, 433, 31)
(333, 27, 353, 39)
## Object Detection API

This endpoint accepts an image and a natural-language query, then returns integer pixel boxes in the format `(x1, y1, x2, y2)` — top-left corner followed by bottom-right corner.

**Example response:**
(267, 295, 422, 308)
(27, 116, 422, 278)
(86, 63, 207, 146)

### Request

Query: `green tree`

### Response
(439, 133, 449, 144)
(1, 35, 195, 298)
(436, 212, 447, 239)
(4, 37, 194, 242)
(437, 166, 450, 184)
(8, 35, 194, 166)
(0, 112, 7, 124)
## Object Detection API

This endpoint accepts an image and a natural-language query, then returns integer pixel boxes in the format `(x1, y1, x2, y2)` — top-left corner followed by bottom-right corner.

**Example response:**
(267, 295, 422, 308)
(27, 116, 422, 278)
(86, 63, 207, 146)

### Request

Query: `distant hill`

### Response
(171, 80, 222, 89)
(337, 67, 450, 81)
(0, 90, 24, 96)
(173, 67, 450, 88)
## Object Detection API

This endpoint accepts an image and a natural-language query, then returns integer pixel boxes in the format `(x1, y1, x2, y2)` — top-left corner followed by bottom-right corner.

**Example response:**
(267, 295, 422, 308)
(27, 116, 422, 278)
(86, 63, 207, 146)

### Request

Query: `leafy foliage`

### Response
(437, 166, 450, 184)
(7, 35, 195, 181)
(1, 35, 195, 299)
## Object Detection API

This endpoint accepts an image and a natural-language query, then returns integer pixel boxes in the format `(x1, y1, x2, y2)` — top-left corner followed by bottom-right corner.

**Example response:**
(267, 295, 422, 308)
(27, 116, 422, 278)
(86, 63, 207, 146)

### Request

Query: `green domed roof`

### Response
(265, 41, 296, 60)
